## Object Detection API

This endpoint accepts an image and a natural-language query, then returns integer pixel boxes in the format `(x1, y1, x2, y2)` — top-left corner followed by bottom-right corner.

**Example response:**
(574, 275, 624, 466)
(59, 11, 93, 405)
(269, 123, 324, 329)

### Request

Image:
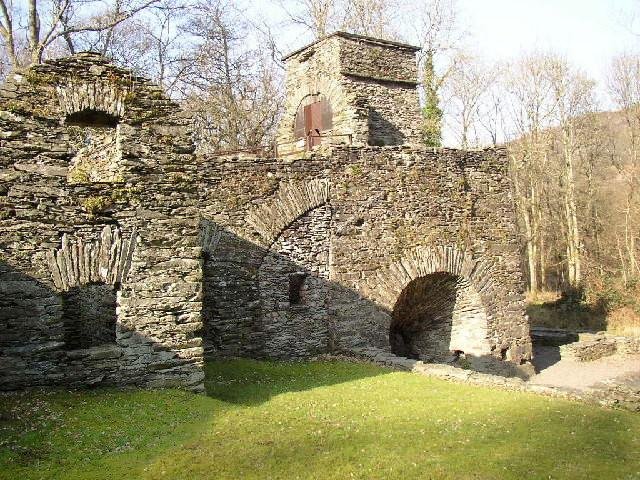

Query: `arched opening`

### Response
(62, 282, 118, 350)
(65, 109, 119, 128)
(389, 272, 489, 362)
(65, 109, 122, 183)
(258, 204, 331, 358)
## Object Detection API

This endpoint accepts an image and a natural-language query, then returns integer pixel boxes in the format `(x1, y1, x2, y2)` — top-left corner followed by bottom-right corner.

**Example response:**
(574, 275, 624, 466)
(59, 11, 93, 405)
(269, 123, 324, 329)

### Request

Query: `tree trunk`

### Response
(562, 129, 581, 288)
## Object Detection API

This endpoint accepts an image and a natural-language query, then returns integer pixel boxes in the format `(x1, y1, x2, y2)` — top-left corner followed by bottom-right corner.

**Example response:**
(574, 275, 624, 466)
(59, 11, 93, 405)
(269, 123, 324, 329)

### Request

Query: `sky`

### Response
(263, 0, 639, 83)
(459, 0, 639, 85)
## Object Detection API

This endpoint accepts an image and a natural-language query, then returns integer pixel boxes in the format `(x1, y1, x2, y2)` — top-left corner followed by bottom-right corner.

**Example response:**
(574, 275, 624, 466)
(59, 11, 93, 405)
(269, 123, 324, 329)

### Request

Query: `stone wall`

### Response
(1, 50, 533, 391)
(339, 35, 421, 146)
(560, 332, 640, 361)
(0, 53, 204, 391)
(197, 146, 532, 372)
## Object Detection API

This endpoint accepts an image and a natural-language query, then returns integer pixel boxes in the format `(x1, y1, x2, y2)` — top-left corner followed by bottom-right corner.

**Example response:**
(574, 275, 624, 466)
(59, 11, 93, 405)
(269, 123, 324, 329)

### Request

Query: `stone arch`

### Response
(246, 179, 330, 247)
(55, 79, 130, 120)
(257, 203, 332, 358)
(292, 93, 333, 138)
(366, 245, 499, 360)
(285, 77, 342, 132)
(46, 225, 137, 291)
(57, 80, 129, 184)
(45, 226, 136, 351)
(53, 73, 133, 184)
(389, 272, 490, 361)
(365, 246, 497, 311)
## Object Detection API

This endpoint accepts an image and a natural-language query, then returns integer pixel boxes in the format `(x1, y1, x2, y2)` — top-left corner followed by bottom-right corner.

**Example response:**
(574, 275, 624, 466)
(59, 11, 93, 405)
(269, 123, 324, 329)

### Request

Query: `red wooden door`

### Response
(304, 102, 323, 149)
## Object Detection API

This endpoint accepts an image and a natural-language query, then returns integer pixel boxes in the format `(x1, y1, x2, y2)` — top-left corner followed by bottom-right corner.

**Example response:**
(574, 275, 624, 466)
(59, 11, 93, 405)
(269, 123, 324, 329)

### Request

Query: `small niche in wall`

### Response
(289, 272, 307, 306)
(65, 109, 123, 184)
(65, 109, 119, 128)
(62, 283, 117, 350)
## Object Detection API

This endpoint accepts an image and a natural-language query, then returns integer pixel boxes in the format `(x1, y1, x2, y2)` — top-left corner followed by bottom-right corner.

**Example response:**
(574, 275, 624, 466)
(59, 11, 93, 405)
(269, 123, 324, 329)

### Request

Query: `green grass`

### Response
(1, 360, 639, 479)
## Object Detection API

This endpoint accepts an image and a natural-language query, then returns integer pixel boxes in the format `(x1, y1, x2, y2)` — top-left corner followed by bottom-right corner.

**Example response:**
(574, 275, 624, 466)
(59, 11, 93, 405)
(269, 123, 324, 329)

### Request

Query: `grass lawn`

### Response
(1, 360, 639, 480)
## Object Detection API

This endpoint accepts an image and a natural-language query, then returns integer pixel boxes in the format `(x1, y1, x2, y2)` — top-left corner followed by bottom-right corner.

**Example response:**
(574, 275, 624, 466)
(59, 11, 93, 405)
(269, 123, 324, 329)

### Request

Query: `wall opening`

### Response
(389, 272, 489, 361)
(65, 109, 119, 128)
(289, 272, 307, 305)
(65, 109, 123, 183)
(62, 283, 117, 350)
(294, 95, 333, 149)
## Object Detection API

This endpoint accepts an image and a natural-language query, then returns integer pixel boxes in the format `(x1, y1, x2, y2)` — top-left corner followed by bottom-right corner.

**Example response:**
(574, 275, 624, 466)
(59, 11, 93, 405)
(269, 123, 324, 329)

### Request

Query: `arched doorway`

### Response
(389, 272, 490, 361)
(257, 204, 332, 358)
(293, 94, 333, 150)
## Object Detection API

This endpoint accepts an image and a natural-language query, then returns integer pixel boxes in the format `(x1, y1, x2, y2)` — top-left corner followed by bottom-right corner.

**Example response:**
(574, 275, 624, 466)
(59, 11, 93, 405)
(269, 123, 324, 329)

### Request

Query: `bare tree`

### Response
(476, 64, 507, 146)
(608, 53, 640, 282)
(275, 0, 340, 39)
(547, 57, 597, 288)
(505, 52, 558, 293)
(443, 51, 494, 148)
(0, 0, 159, 69)
(180, 1, 283, 152)
(78, 1, 194, 96)
(276, 0, 399, 40)
(340, 0, 399, 39)
(409, 0, 463, 146)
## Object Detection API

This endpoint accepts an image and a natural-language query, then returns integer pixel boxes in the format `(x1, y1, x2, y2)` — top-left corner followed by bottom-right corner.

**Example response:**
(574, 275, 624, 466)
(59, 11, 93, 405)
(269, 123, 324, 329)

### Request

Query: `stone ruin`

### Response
(276, 32, 422, 153)
(0, 33, 533, 393)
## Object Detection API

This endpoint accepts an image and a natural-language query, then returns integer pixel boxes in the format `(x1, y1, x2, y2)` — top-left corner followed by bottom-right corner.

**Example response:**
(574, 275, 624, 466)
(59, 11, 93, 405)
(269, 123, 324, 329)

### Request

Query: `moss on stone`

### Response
(82, 196, 112, 217)
(24, 70, 56, 86)
(68, 167, 91, 184)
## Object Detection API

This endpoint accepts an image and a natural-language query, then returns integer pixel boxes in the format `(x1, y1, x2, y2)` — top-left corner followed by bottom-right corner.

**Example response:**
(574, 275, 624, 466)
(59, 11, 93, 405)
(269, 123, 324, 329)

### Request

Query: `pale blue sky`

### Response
(261, 0, 639, 84)
(459, 0, 638, 82)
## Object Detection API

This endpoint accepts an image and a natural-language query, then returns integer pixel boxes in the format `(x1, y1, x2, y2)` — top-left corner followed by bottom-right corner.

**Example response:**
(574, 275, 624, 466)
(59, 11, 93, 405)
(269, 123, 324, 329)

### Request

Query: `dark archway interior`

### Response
(390, 272, 458, 360)
(65, 109, 119, 128)
(62, 283, 117, 350)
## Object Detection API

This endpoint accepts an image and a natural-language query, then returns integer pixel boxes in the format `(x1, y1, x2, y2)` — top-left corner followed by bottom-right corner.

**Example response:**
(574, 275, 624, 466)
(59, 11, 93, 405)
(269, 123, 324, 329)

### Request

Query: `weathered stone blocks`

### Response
(1, 41, 533, 392)
(0, 53, 204, 391)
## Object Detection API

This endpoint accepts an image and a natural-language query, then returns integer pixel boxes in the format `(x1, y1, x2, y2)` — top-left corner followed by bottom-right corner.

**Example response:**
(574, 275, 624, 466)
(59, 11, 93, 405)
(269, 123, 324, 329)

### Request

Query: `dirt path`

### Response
(530, 346, 640, 391)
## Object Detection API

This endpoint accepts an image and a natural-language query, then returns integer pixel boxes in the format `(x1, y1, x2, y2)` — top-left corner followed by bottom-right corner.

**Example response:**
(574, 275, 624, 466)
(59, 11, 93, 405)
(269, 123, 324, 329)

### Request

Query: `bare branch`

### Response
(0, 0, 17, 66)
(45, 0, 161, 50)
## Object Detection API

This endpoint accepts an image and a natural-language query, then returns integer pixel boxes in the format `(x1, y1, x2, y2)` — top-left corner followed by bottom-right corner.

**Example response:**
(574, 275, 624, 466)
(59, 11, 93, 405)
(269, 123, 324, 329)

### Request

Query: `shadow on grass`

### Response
(203, 358, 390, 406)
(3, 360, 640, 480)
(165, 361, 640, 480)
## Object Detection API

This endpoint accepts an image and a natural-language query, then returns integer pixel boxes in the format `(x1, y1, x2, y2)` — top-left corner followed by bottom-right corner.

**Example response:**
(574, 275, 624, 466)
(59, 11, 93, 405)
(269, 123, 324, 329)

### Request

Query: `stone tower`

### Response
(276, 32, 422, 154)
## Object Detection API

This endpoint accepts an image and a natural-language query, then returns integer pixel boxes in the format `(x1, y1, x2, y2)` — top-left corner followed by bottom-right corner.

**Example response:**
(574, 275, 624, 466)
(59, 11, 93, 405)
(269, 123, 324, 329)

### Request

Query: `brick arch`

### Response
(246, 179, 330, 247)
(365, 245, 498, 314)
(46, 225, 137, 291)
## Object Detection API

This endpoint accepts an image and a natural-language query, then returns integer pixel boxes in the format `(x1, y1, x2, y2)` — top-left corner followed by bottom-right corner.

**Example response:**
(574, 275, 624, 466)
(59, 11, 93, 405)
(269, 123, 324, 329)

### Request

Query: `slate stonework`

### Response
(1, 39, 533, 391)
(198, 147, 533, 374)
(0, 53, 204, 391)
